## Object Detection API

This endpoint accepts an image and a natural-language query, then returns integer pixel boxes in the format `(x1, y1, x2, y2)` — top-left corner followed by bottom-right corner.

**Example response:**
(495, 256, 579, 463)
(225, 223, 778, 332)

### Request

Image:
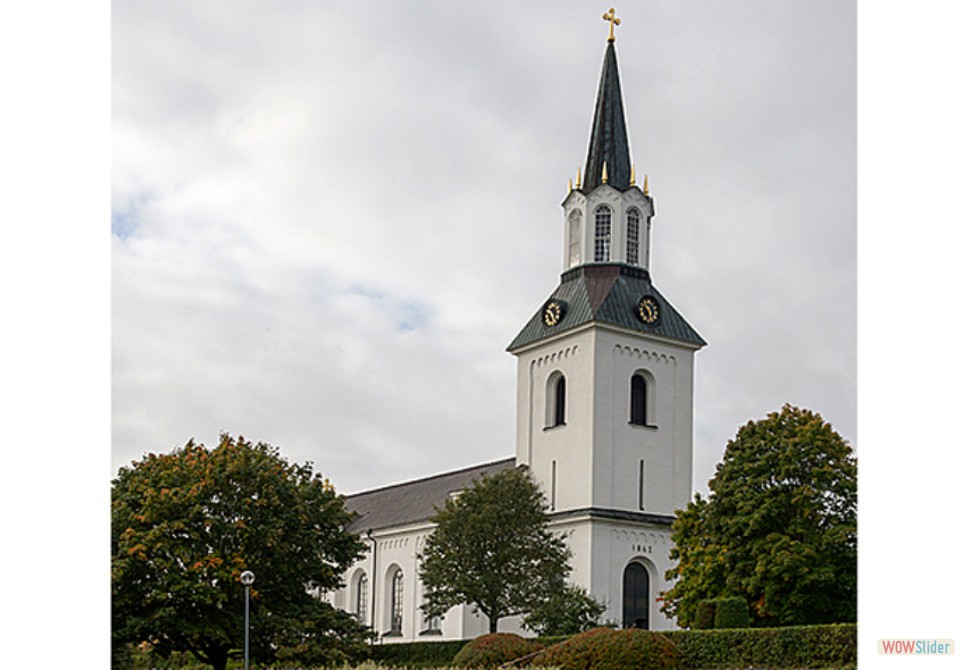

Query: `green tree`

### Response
(661, 405, 857, 628)
(419, 467, 571, 633)
(112, 434, 368, 670)
(523, 583, 608, 636)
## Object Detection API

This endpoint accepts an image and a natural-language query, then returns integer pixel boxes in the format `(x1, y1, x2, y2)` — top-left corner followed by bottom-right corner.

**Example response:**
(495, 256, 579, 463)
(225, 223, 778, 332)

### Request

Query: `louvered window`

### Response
(594, 205, 611, 262)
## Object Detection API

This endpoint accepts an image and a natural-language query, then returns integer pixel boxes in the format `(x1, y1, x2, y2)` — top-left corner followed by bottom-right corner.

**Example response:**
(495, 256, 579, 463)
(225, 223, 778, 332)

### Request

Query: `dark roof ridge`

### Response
(342, 456, 516, 500)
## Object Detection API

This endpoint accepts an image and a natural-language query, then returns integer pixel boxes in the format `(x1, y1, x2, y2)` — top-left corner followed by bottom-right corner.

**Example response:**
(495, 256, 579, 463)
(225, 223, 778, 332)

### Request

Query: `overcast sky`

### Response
(7, 2, 970, 663)
(111, 1, 856, 496)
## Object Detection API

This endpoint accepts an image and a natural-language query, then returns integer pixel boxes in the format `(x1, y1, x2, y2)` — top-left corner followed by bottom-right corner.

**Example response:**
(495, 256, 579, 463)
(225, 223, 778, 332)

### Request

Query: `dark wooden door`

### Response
(622, 562, 649, 629)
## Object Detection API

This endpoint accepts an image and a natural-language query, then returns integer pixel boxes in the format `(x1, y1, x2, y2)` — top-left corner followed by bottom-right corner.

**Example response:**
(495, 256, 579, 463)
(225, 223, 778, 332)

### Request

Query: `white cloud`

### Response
(113, 1, 856, 496)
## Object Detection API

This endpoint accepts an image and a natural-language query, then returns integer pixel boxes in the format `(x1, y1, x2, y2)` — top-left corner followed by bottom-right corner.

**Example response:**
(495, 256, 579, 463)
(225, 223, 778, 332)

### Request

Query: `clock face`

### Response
(543, 300, 564, 327)
(636, 296, 661, 325)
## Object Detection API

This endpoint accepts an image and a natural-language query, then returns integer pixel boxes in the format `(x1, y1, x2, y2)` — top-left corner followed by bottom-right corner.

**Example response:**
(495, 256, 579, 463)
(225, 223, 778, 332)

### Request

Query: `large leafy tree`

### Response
(661, 405, 857, 628)
(112, 435, 368, 670)
(419, 467, 571, 633)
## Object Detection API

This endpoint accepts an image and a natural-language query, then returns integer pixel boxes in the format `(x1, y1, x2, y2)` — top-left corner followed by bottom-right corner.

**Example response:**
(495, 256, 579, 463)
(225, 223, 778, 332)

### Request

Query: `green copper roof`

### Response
(507, 264, 706, 351)
(582, 41, 632, 193)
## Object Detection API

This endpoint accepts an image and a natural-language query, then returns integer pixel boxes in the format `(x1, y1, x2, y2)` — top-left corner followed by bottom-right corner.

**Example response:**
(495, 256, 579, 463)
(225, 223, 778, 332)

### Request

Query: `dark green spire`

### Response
(582, 41, 631, 192)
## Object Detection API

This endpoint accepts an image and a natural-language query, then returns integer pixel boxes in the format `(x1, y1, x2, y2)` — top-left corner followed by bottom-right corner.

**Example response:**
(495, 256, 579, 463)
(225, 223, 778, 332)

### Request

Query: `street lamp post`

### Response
(240, 571, 255, 670)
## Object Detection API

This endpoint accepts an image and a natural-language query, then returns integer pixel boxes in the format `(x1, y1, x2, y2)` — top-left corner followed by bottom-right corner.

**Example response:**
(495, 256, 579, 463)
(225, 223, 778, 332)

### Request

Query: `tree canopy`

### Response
(523, 583, 608, 636)
(418, 467, 571, 633)
(661, 405, 857, 628)
(111, 435, 368, 670)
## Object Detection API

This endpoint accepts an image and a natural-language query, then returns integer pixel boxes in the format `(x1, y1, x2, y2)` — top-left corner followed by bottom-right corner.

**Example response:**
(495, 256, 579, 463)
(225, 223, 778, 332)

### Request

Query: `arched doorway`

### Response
(622, 562, 649, 629)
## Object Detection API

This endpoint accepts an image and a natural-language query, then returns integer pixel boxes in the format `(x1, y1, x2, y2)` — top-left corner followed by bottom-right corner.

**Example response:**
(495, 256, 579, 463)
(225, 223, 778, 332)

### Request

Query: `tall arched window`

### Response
(623, 562, 650, 629)
(355, 573, 369, 624)
(545, 372, 567, 428)
(568, 210, 582, 267)
(626, 208, 641, 264)
(630, 371, 656, 427)
(390, 568, 404, 634)
(594, 205, 611, 262)
(630, 374, 647, 425)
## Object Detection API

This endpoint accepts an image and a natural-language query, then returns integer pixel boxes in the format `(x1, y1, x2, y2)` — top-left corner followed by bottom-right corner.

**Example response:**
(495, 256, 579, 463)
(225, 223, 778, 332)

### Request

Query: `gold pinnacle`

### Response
(630, 163, 636, 186)
(577, 167, 582, 188)
(601, 162, 608, 184)
(643, 174, 650, 194)
(602, 8, 621, 43)
(568, 177, 574, 193)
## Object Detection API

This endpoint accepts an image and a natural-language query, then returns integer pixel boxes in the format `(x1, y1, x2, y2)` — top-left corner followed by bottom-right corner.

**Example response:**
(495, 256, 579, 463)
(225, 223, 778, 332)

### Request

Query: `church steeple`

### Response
(582, 40, 632, 193)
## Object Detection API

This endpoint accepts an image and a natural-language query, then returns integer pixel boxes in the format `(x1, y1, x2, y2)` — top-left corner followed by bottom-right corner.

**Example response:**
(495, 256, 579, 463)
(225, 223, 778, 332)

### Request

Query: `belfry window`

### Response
(568, 210, 582, 268)
(626, 208, 641, 264)
(545, 372, 566, 428)
(594, 205, 611, 262)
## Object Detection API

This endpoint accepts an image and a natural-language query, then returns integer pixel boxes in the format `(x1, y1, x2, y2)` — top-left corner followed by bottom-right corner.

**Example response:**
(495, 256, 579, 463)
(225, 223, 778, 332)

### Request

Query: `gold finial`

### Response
(643, 174, 650, 194)
(630, 163, 636, 187)
(577, 167, 582, 188)
(568, 177, 574, 193)
(602, 7, 621, 43)
(601, 162, 608, 184)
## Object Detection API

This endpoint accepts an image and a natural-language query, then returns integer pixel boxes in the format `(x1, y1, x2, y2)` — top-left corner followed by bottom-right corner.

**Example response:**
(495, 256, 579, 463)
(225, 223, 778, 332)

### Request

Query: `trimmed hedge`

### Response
(712, 597, 750, 629)
(368, 638, 470, 668)
(694, 597, 750, 629)
(365, 623, 856, 670)
(452, 633, 544, 668)
(532, 627, 678, 670)
(664, 623, 856, 669)
(693, 600, 716, 630)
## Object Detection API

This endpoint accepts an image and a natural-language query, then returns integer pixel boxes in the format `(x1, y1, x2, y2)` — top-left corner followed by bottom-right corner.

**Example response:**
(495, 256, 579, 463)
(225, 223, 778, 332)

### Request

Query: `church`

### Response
(329, 13, 705, 641)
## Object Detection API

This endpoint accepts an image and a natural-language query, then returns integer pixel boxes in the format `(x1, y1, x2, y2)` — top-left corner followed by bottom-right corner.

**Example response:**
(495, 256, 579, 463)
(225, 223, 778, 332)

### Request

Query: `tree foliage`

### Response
(418, 467, 571, 633)
(661, 405, 857, 628)
(523, 583, 608, 636)
(111, 434, 369, 670)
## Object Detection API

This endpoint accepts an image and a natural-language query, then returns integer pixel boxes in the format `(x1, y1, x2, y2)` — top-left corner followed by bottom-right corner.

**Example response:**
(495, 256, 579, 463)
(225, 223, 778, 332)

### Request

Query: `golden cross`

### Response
(602, 7, 621, 43)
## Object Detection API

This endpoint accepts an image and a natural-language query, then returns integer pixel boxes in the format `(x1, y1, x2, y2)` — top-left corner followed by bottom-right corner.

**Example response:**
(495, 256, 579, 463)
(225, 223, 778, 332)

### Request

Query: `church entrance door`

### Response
(622, 562, 649, 629)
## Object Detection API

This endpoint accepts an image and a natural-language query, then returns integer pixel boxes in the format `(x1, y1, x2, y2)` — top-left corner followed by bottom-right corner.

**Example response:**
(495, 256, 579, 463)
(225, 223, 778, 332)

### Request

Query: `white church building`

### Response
(329, 19, 705, 642)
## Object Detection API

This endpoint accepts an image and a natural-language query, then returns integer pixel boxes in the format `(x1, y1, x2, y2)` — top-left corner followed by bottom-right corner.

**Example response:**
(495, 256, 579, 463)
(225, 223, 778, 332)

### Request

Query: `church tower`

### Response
(508, 14, 705, 629)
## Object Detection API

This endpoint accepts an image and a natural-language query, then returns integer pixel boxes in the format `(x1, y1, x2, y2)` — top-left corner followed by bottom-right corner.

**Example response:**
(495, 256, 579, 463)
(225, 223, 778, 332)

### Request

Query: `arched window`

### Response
(626, 208, 641, 264)
(630, 374, 647, 425)
(546, 372, 566, 428)
(630, 371, 656, 427)
(355, 573, 369, 624)
(623, 562, 650, 629)
(568, 210, 582, 267)
(390, 568, 404, 634)
(594, 205, 611, 262)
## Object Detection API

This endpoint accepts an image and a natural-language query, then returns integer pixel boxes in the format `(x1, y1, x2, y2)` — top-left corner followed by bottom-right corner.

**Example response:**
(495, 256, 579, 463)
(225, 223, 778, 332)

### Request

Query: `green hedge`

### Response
(452, 633, 544, 668)
(664, 623, 856, 669)
(533, 627, 679, 670)
(364, 623, 855, 670)
(712, 597, 750, 629)
(368, 638, 471, 668)
(694, 597, 750, 629)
